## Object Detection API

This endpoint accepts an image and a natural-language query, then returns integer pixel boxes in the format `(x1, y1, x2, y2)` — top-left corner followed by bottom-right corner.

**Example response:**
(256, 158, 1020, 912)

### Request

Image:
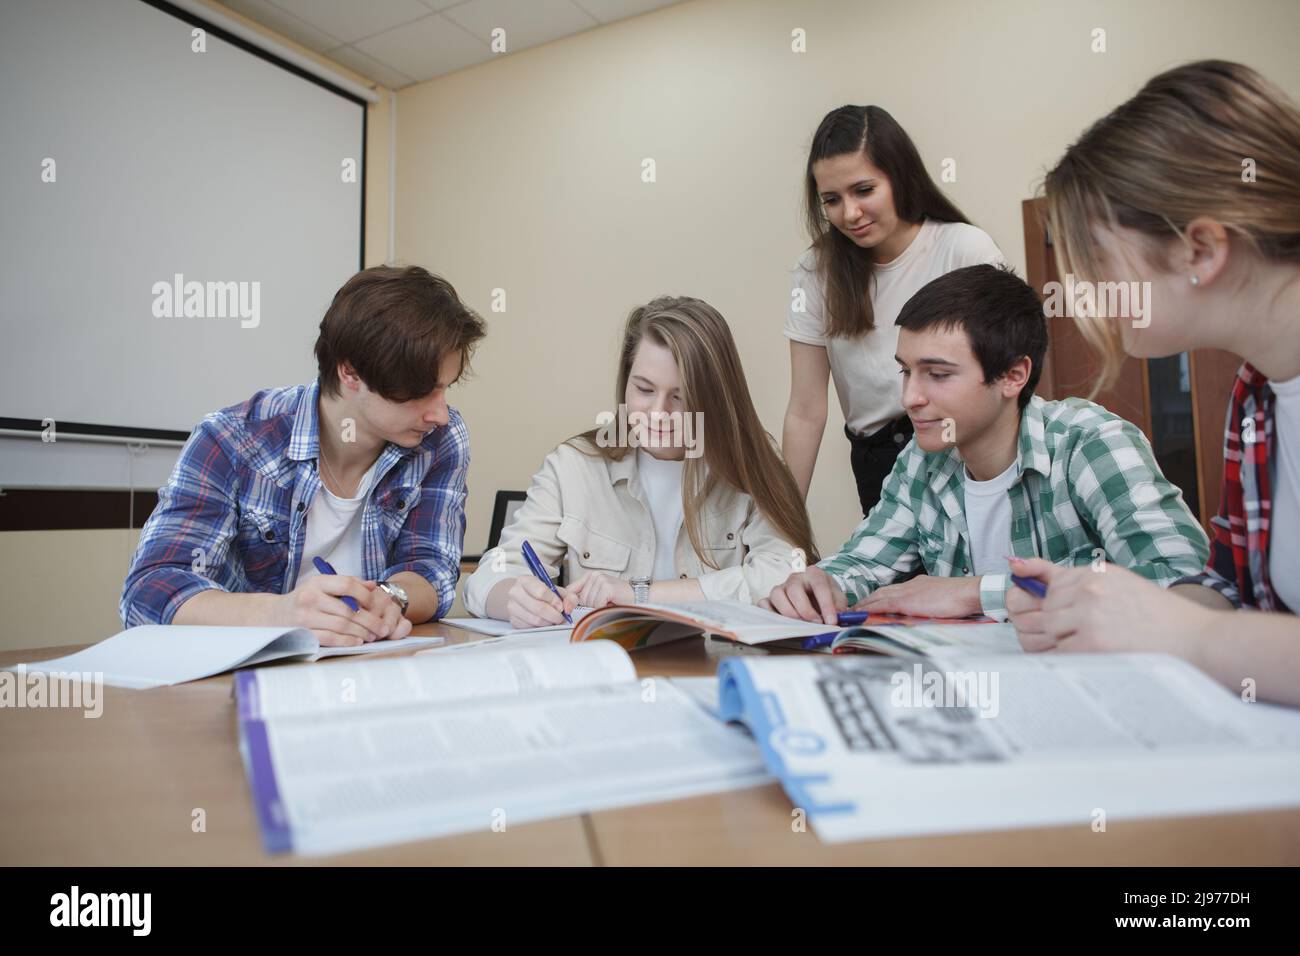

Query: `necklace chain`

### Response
(318, 445, 352, 497)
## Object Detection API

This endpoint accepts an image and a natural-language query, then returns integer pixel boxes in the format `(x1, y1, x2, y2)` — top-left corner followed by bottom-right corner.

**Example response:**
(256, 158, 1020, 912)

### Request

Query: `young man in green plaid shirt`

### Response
(765, 264, 1210, 625)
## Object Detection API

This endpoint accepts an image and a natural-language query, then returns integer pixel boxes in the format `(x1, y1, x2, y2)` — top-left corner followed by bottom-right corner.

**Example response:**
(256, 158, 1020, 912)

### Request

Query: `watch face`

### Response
(382, 581, 408, 610)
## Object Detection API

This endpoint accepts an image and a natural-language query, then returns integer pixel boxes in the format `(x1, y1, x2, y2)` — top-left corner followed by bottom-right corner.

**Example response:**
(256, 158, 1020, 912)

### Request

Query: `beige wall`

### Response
(4, 0, 1299, 650)
(0, 530, 142, 650)
(393, 0, 1300, 560)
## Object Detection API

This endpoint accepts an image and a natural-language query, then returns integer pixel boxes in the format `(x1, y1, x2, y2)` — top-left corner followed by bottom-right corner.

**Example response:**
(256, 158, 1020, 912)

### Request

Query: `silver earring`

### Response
(1189, 274, 1200, 286)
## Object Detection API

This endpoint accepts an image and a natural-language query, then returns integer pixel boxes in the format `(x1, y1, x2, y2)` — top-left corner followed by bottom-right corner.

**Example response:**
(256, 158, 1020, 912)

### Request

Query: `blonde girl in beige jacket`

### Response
(464, 295, 818, 628)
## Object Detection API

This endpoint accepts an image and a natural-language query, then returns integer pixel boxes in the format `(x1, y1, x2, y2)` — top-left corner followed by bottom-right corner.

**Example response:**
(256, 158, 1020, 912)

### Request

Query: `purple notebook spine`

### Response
(234, 670, 260, 722)
(234, 670, 293, 853)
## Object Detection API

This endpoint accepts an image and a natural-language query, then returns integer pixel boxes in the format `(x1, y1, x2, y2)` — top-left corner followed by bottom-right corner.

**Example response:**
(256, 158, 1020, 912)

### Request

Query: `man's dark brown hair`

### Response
(314, 265, 486, 401)
(895, 264, 1048, 410)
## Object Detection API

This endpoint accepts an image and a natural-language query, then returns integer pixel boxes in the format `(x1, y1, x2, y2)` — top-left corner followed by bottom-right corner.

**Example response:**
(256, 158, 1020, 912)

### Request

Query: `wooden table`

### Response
(3, 624, 1299, 866)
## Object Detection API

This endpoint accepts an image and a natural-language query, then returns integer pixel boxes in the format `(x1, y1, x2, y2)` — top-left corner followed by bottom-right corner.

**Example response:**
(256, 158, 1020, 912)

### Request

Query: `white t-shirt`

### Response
(637, 450, 685, 580)
(294, 458, 381, 588)
(1268, 374, 1300, 610)
(962, 459, 1020, 578)
(784, 219, 1005, 436)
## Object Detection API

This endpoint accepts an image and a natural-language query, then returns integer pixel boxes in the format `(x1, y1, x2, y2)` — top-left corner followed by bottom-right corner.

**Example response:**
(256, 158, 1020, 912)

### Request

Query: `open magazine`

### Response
(717, 651, 1300, 843)
(568, 599, 1018, 658)
(234, 641, 771, 855)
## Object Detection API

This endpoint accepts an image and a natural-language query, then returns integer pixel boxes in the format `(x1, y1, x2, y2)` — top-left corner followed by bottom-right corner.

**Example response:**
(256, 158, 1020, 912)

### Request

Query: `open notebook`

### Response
(7, 626, 444, 689)
(441, 605, 596, 637)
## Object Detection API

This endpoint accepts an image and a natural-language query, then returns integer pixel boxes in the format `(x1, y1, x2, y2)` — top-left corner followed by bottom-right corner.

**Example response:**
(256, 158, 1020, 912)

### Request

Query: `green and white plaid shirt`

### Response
(819, 396, 1211, 613)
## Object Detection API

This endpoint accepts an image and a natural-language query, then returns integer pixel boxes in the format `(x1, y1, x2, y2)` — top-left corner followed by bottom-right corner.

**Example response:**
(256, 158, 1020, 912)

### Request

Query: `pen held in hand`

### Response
(521, 539, 573, 625)
(312, 556, 361, 611)
(1010, 573, 1048, 599)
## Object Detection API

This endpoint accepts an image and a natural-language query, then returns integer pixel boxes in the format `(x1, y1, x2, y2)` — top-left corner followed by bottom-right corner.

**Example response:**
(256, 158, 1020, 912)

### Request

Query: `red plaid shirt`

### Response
(1178, 362, 1287, 610)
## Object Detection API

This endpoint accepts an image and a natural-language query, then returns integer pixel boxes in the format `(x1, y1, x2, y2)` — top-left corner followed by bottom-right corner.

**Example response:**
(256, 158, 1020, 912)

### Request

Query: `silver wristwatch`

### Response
(377, 580, 409, 615)
(630, 577, 651, 605)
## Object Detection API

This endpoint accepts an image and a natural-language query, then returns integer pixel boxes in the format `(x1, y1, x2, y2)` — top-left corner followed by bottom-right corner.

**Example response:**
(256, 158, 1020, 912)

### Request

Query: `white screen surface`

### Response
(0, 0, 364, 441)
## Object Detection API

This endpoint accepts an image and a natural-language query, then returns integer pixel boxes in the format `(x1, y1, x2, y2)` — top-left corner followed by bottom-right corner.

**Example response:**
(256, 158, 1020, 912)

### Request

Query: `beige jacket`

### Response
(463, 442, 802, 615)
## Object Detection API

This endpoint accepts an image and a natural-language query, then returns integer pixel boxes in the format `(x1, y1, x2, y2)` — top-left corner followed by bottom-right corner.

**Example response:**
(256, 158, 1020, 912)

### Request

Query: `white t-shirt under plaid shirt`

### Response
(817, 396, 1211, 613)
(963, 458, 1020, 577)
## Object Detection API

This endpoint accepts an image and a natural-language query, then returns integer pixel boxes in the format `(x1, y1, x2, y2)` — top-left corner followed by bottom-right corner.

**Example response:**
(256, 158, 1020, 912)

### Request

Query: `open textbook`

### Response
(235, 641, 771, 855)
(718, 652, 1300, 842)
(566, 599, 1018, 657)
(6, 626, 444, 689)
(569, 599, 841, 649)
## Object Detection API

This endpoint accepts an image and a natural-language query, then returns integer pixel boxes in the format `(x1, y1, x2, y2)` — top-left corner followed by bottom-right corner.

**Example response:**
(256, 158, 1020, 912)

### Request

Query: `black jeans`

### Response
(846, 415, 913, 517)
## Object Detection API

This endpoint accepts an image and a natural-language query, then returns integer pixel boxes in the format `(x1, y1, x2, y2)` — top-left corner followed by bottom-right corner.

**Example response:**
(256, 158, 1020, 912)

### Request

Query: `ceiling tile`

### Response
(219, 0, 344, 52)
(353, 13, 493, 82)
(572, 0, 682, 24)
(270, 0, 433, 44)
(441, 0, 598, 52)
(223, 0, 693, 87)
(324, 44, 416, 90)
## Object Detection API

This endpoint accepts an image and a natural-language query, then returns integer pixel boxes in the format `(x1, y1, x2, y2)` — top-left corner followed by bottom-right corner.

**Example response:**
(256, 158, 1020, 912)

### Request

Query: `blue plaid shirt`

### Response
(121, 381, 470, 625)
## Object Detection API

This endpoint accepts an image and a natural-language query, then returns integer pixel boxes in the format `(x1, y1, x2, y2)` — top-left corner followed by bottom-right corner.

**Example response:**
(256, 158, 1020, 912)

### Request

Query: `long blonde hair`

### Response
(1043, 60, 1300, 386)
(569, 296, 818, 568)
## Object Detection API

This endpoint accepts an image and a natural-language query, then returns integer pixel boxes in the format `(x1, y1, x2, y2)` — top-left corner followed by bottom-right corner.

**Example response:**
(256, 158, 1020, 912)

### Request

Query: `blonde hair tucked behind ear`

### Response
(1043, 60, 1300, 386)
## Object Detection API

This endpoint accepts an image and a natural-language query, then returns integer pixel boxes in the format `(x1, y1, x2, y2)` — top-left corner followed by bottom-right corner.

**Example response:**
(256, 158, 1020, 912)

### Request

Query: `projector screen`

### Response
(0, 0, 365, 475)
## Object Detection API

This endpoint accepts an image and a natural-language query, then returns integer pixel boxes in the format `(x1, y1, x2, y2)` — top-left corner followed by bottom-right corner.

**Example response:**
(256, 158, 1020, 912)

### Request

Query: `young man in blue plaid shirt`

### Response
(765, 264, 1209, 624)
(121, 265, 486, 645)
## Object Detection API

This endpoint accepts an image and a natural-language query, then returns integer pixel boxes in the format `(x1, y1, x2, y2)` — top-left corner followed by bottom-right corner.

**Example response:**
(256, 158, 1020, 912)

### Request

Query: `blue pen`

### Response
(312, 556, 361, 612)
(521, 540, 573, 625)
(800, 611, 869, 650)
(800, 632, 839, 650)
(1011, 574, 1048, 599)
